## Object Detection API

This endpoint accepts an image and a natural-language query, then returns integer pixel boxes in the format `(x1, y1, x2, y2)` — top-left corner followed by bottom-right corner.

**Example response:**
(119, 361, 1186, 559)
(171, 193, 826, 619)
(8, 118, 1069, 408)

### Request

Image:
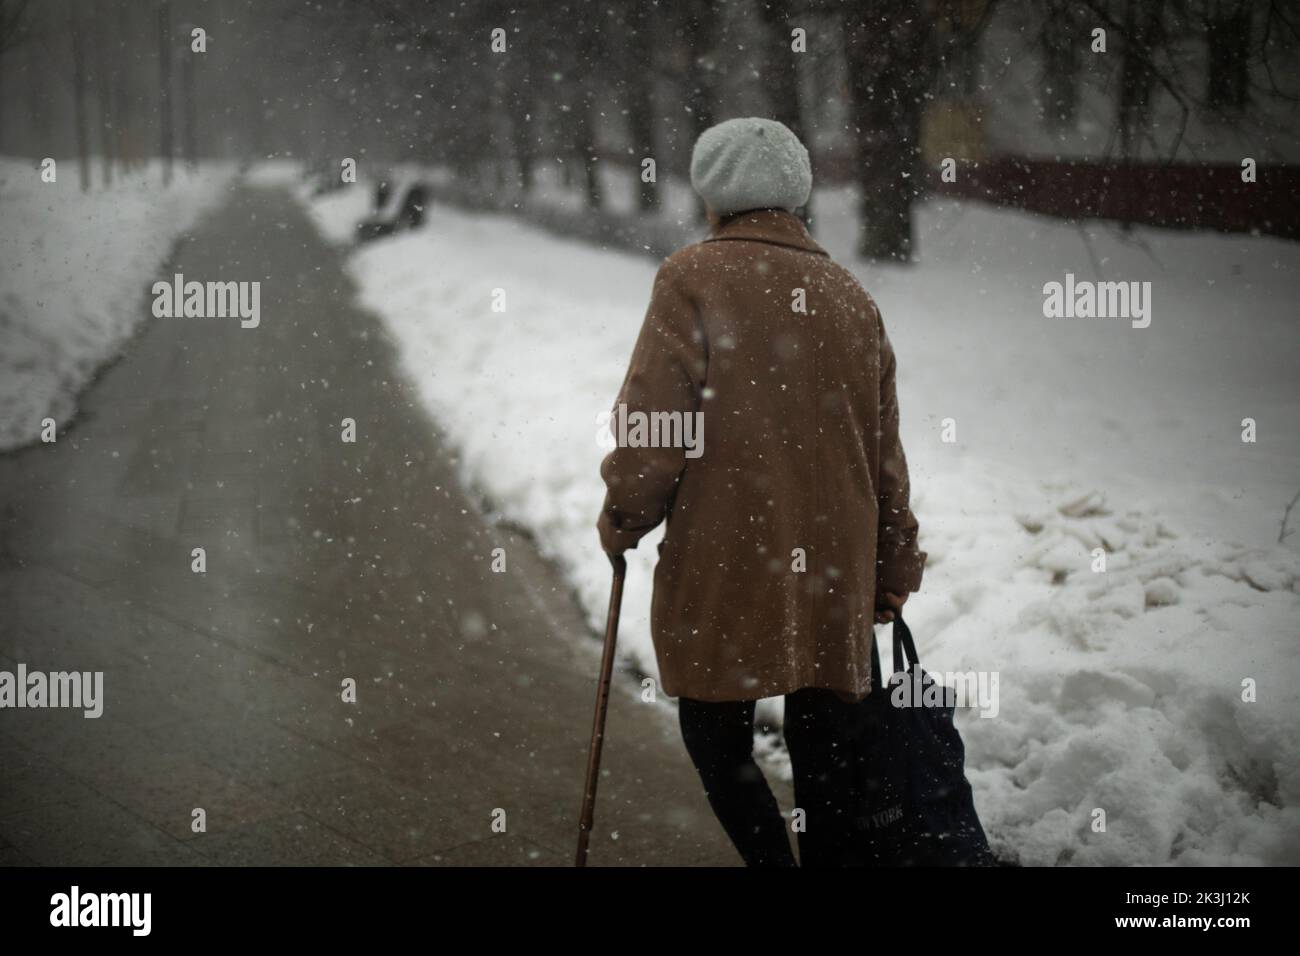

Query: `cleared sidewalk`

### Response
(0, 184, 789, 866)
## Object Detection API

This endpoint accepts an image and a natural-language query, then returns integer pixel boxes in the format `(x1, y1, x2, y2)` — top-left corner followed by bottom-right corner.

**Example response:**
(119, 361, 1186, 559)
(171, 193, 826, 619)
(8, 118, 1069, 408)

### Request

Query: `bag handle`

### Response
(869, 612, 921, 690)
(892, 613, 920, 673)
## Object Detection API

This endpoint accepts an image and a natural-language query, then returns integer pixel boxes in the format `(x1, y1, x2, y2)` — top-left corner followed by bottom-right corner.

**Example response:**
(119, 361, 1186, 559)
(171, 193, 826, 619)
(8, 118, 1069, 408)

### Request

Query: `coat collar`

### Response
(703, 208, 828, 256)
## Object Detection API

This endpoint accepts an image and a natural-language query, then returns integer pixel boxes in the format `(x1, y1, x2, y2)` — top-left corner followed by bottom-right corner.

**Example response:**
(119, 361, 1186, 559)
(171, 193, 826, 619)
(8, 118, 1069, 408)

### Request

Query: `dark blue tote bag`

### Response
(849, 614, 996, 866)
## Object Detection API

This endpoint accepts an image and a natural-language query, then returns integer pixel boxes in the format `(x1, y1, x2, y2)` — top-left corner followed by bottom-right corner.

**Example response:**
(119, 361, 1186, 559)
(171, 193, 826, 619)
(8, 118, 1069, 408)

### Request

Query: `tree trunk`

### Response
(244, 72, 265, 161)
(0, 0, 35, 152)
(94, 1, 114, 186)
(70, 5, 90, 191)
(759, 0, 806, 142)
(1206, 4, 1251, 109)
(844, 0, 934, 262)
(759, 0, 812, 225)
(182, 36, 196, 169)
(1041, 0, 1081, 128)
(509, 102, 534, 194)
(682, 0, 717, 137)
(682, 0, 719, 220)
(573, 25, 602, 210)
(505, 40, 534, 194)
(623, 2, 658, 212)
(571, 80, 601, 209)
(1118, 0, 1164, 163)
(114, 48, 130, 169)
(158, 0, 173, 186)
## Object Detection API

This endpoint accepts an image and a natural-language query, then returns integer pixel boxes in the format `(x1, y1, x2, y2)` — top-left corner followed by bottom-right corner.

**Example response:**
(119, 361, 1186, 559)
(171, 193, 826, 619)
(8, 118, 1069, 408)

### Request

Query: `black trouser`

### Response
(678, 687, 865, 867)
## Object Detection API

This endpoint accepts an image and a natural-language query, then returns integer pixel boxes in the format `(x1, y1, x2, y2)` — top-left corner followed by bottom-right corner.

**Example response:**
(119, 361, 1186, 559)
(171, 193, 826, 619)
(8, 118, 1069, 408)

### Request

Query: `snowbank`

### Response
(300, 177, 1300, 866)
(244, 158, 304, 187)
(0, 157, 236, 451)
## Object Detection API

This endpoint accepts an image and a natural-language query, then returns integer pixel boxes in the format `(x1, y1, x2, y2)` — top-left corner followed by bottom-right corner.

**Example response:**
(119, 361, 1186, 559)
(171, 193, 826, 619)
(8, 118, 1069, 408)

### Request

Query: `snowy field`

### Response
(0, 157, 235, 451)
(298, 171, 1300, 866)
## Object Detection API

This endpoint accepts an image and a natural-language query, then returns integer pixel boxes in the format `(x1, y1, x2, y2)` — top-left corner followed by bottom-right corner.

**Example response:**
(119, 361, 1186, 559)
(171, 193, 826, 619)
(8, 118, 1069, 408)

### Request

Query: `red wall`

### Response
(920, 157, 1300, 240)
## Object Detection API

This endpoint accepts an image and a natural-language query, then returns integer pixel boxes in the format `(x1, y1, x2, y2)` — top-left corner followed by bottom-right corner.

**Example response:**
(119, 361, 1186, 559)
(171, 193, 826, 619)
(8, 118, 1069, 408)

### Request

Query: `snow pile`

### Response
(0, 157, 236, 451)
(299, 179, 1300, 865)
(244, 159, 304, 187)
(306, 180, 371, 244)
(916, 468, 1299, 865)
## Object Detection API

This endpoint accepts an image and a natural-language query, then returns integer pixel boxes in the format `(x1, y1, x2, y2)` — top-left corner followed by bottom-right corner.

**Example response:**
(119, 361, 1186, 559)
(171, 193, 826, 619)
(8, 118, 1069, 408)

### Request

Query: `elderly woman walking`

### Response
(597, 118, 926, 867)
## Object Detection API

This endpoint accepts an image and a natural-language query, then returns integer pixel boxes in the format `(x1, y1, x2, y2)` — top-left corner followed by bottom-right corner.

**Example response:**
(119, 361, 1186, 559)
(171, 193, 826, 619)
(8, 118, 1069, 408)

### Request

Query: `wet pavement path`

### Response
(0, 184, 784, 865)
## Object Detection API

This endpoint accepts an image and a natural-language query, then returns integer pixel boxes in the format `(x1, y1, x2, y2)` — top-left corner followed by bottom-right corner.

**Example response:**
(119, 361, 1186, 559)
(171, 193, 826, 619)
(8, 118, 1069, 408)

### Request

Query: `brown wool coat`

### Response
(597, 208, 926, 703)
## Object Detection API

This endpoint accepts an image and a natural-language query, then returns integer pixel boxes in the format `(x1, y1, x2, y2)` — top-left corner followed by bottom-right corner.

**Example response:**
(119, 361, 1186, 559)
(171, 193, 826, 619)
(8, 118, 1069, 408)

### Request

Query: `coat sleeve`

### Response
(875, 308, 927, 595)
(597, 260, 707, 555)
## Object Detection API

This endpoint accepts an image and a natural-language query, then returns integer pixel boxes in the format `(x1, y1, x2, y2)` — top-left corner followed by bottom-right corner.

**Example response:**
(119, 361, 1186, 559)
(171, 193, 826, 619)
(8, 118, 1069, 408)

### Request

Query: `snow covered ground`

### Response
(0, 158, 235, 451)
(300, 172, 1300, 866)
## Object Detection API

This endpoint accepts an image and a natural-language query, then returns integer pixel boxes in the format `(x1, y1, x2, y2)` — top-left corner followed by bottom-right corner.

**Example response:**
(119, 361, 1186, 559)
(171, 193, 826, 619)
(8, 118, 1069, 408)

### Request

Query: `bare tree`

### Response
(181, 20, 196, 169)
(680, 0, 721, 219)
(758, 0, 813, 225)
(69, 0, 90, 190)
(0, 0, 33, 149)
(501, 8, 538, 193)
(1116, 0, 1166, 162)
(0, 0, 28, 54)
(113, 0, 133, 171)
(620, 0, 659, 212)
(506, 80, 536, 193)
(1205, 0, 1252, 108)
(570, 7, 604, 209)
(158, 0, 173, 185)
(1040, 0, 1086, 128)
(759, 0, 808, 142)
(93, 0, 114, 186)
(843, 0, 936, 261)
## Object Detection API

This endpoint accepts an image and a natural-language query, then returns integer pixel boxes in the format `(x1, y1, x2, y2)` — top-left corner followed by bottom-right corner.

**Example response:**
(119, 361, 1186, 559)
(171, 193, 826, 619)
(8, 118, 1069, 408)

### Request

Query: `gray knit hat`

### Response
(690, 117, 812, 216)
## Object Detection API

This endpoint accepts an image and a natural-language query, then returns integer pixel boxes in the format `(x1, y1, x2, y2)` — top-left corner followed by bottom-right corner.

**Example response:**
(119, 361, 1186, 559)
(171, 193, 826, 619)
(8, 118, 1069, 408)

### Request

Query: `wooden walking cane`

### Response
(575, 553, 627, 867)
